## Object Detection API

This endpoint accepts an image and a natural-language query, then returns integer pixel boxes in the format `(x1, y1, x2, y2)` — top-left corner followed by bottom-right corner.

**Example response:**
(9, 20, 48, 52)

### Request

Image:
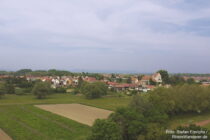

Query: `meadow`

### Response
(0, 94, 130, 140)
(1, 93, 210, 140)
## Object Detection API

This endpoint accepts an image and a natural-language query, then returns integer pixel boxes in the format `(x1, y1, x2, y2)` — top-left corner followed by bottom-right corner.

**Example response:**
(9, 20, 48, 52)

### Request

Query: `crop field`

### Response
(0, 105, 91, 140)
(0, 94, 131, 140)
(35, 104, 113, 126)
(1, 94, 210, 139)
(0, 128, 12, 140)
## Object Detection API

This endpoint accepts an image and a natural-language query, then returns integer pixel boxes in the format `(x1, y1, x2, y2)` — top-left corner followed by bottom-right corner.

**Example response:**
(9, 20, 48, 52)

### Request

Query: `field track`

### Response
(35, 104, 113, 126)
(0, 129, 12, 140)
(195, 119, 210, 126)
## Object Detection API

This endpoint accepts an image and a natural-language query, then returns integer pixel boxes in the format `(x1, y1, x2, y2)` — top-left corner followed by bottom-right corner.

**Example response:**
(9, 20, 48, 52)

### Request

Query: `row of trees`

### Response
(158, 70, 196, 85)
(0, 80, 51, 99)
(88, 84, 210, 140)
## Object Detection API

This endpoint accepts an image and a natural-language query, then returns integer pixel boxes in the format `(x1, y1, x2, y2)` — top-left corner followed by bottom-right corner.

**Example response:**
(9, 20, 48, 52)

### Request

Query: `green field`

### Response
(1, 94, 210, 139)
(169, 112, 210, 129)
(0, 94, 130, 110)
(0, 94, 131, 140)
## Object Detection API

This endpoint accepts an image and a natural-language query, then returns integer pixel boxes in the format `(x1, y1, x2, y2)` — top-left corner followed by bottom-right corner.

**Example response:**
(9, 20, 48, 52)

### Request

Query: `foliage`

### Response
(81, 82, 108, 99)
(15, 88, 25, 95)
(15, 69, 32, 76)
(148, 85, 210, 114)
(5, 82, 15, 94)
(130, 95, 168, 124)
(32, 82, 51, 99)
(126, 77, 132, 83)
(142, 123, 169, 140)
(170, 124, 210, 140)
(88, 119, 122, 140)
(0, 82, 6, 98)
(4, 77, 35, 89)
(78, 76, 84, 88)
(149, 78, 156, 85)
(170, 75, 185, 85)
(109, 107, 146, 140)
(157, 70, 170, 84)
(186, 78, 196, 84)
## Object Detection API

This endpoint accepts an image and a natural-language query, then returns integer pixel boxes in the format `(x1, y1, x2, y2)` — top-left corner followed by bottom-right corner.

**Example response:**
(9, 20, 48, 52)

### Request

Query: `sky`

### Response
(0, 0, 210, 73)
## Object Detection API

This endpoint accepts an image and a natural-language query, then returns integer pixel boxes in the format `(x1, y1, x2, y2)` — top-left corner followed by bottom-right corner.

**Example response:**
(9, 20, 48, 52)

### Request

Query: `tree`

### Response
(88, 119, 122, 140)
(186, 78, 195, 84)
(5, 83, 15, 94)
(77, 76, 84, 88)
(15, 69, 32, 76)
(170, 75, 185, 85)
(130, 95, 168, 124)
(81, 82, 108, 99)
(0, 82, 6, 99)
(126, 77, 132, 83)
(32, 82, 51, 99)
(109, 107, 146, 140)
(171, 124, 210, 139)
(157, 70, 170, 84)
(149, 78, 156, 85)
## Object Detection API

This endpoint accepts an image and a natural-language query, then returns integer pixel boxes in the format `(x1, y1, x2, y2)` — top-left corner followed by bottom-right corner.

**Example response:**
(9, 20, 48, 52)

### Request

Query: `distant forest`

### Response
(0, 69, 210, 77)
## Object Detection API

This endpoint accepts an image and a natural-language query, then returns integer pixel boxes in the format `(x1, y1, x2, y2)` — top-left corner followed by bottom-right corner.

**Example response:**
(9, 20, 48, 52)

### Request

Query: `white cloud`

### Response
(0, 0, 210, 72)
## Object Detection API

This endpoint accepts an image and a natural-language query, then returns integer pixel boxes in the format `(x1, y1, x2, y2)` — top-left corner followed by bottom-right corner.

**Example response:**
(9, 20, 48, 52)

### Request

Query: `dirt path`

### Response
(0, 129, 12, 140)
(35, 104, 113, 126)
(195, 119, 210, 126)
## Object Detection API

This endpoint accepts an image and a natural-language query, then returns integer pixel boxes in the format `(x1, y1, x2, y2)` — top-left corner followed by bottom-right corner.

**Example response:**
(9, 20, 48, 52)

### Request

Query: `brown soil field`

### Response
(35, 104, 113, 126)
(0, 129, 12, 140)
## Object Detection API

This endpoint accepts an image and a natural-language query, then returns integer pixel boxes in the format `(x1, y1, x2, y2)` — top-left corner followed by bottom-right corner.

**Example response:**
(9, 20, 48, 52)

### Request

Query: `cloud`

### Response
(0, 0, 209, 73)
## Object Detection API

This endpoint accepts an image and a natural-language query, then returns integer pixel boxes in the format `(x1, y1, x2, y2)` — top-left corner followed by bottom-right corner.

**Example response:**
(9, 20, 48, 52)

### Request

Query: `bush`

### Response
(109, 107, 146, 140)
(149, 84, 210, 114)
(0, 82, 6, 98)
(15, 88, 26, 95)
(81, 82, 108, 99)
(88, 119, 122, 140)
(32, 82, 51, 99)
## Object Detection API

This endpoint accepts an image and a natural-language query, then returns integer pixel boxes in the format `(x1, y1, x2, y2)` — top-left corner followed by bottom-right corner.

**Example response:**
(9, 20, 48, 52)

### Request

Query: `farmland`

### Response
(35, 104, 113, 126)
(0, 94, 131, 140)
(1, 93, 210, 139)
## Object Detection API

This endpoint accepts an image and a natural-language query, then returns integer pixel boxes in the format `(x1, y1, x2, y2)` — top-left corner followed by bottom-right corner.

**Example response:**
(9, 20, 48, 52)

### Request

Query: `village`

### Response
(1, 71, 209, 94)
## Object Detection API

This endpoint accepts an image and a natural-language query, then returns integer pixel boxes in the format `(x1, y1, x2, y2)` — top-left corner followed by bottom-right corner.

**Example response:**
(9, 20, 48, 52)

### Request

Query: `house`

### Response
(140, 75, 151, 85)
(140, 73, 162, 86)
(151, 73, 162, 83)
(131, 76, 139, 84)
(107, 82, 139, 91)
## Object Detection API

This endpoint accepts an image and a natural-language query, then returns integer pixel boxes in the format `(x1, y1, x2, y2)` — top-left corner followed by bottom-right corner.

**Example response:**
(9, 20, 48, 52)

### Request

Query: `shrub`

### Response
(88, 119, 122, 140)
(81, 82, 108, 99)
(32, 82, 51, 99)
(0, 82, 6, 98)
(15, 88, 26, 95)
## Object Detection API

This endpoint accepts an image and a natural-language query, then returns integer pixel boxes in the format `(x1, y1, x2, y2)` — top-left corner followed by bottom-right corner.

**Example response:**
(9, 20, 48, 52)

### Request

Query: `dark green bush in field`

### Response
(5, 83, 15, 94)
(0, 82, 6, 98)
(81, 82, 108, 99)
(109, 107, 146, 140)
(88, 119, 122, 140)
(32, 82, 51, 99)
(15, 87, 28, 95)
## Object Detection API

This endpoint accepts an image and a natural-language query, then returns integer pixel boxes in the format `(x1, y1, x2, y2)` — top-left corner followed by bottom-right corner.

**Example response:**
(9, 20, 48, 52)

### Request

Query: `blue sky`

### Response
(0, 0, 210, 73)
